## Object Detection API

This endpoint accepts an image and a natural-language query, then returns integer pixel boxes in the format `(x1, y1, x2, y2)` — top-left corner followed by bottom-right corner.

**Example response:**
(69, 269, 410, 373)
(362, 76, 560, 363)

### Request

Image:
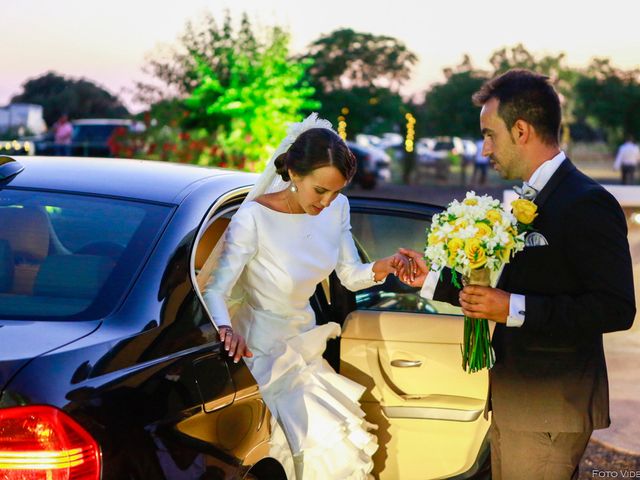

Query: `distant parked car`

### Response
(355, 133, 383, 149)
(31, 131, 56, 155)
(428, 137, 464, 162)
(380, 132, 404, 149)
(416, 136, 463, 181)
(32, 119, 136, 157)
(347, 141, 391, 189)
(71, 119, 135, 157)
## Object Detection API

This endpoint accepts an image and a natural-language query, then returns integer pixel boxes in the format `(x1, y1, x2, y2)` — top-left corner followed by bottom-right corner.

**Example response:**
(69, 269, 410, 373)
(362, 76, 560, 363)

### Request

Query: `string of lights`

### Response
(405, 113, 415, 153)
(337, 107, 349, 140)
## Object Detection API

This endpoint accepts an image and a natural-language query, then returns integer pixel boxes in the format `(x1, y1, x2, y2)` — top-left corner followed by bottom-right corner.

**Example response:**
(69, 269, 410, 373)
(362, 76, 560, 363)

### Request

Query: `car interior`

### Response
(0, 205, 116, 316)
(0, 192, 166, 320)
(192, 197, 492, 479)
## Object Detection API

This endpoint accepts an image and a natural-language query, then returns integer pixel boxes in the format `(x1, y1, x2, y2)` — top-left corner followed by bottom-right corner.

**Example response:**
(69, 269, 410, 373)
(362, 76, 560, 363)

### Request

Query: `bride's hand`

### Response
(219, 326, 253, 363)
(388, 252, 411, 276)
(372, 252, 410, 282)
(396, 248, 429, 287)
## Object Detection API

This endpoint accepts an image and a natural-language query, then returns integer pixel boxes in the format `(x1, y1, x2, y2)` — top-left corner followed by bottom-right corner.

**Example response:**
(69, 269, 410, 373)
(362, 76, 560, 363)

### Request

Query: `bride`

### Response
(203, 114, 406, 479)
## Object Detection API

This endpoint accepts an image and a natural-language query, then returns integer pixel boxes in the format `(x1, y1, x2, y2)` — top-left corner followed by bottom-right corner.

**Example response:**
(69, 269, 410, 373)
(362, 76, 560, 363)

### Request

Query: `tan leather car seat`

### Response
(0, 207, 50, 294)
(195, 216, 230, 291)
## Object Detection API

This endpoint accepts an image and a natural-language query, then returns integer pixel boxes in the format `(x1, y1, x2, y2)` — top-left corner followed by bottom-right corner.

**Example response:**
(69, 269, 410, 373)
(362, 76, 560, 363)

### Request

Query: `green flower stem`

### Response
(462, 316, 494, 373)
(460, 267, 495, 373)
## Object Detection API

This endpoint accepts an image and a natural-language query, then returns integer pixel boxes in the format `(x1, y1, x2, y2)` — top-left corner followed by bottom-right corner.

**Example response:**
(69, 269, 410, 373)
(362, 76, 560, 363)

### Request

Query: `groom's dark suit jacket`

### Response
(434, 159, 635, 432)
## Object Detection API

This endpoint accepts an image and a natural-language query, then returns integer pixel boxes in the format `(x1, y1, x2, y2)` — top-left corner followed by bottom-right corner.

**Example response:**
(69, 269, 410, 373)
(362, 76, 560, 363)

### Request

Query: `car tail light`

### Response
(0, 405, 101, 479)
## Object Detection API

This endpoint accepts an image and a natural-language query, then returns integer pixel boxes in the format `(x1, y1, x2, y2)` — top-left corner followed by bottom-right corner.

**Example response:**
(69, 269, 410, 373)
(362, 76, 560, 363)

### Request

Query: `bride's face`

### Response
(290, 166, 348, 215)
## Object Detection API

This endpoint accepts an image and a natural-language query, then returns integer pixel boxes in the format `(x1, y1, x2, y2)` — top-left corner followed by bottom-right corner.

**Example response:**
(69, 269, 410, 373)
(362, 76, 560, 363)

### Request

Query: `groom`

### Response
(401, 69, 635, 480)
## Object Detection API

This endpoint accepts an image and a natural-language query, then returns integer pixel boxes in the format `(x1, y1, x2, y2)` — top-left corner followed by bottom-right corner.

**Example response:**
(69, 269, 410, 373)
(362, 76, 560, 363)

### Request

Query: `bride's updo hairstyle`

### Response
(274, 128, 357, 182)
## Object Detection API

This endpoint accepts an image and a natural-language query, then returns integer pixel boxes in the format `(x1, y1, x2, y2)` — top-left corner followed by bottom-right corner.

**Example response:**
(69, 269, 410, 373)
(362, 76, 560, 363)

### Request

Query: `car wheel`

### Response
(245, 458, 288, 480)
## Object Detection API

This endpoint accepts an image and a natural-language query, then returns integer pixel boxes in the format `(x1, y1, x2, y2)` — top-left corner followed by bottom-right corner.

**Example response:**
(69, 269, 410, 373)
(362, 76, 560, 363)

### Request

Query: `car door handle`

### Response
(390, 359, 422, 368)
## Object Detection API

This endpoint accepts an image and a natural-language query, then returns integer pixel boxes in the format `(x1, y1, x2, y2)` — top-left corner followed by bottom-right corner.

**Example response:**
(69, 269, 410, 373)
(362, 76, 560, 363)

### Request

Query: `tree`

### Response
(313, 86, 406, 138)
(185, 26, 318, 166)
(11, 72, 129, 126)
(137, 12, 318, 168)
(417, 56, 489, 138)
(136, 11, 258, 106)
(574, 59, 640, 148)
(488, 44, 580, 132)
(302, 29, 417, 137)
(304, 29, 417, 92)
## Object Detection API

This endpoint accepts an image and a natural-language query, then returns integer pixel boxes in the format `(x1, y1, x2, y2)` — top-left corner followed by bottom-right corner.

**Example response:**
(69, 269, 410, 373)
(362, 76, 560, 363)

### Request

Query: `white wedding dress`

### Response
(204, 193, 379, 480)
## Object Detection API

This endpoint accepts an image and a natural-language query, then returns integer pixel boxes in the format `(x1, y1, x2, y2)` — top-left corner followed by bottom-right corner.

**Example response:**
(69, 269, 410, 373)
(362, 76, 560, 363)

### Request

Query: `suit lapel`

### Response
(498, 158, 575, 289)
(533, 158, 576, 210)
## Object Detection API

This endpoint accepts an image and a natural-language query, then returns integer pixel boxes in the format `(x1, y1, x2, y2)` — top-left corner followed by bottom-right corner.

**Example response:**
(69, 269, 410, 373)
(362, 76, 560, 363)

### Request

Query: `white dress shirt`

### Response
(614, 141, 640, 168)
(420, 151, 566, 327)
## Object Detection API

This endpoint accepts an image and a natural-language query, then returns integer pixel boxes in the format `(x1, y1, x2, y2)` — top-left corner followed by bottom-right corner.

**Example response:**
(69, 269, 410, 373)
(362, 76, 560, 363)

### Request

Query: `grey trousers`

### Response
(490, 421, 592, 480)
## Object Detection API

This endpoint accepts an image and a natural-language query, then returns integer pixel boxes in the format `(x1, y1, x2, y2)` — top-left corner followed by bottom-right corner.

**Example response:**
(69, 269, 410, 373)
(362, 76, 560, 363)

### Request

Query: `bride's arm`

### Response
(334, 197, 407, 290)
(203, 206, 256, 361)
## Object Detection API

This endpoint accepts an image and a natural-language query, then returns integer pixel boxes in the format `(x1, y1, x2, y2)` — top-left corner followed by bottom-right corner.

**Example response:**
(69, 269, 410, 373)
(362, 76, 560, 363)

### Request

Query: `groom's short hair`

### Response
(472, 69, 561, 146)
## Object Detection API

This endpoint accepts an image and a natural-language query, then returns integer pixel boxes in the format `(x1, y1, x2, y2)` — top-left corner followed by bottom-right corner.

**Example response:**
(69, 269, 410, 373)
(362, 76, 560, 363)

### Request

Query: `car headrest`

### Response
(34, 255, 113, 299)
(0, 207, 50, 262)
(0, 239, 14, 292)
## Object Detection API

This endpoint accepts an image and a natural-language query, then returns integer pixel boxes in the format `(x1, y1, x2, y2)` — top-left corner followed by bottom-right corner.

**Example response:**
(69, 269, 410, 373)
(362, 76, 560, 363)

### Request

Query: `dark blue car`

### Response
(0, 156, 288, 480)
(0, 155, 490, 480)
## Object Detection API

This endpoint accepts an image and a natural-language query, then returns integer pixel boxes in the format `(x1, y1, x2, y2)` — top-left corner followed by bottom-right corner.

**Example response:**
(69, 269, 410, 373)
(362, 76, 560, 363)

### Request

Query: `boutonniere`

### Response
(511, 199, 549, 246)
(510, 198, 538, 230)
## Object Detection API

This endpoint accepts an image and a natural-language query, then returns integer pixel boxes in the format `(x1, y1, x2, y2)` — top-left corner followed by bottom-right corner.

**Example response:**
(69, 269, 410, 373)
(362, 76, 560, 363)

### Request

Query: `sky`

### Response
(2, 0, 639, 112)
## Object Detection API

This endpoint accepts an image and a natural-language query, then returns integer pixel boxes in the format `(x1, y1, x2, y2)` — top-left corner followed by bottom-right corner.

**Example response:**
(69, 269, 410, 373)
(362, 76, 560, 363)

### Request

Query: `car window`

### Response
(73, 125, 122, 142)
(350, 210, 462, 315)
(434, 141, 454, 150)
(0, 188, 171, 320)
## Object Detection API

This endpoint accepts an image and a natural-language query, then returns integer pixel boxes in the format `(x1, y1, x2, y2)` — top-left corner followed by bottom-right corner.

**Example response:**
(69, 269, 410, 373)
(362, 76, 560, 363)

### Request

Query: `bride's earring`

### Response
(290, 183, 297, 193)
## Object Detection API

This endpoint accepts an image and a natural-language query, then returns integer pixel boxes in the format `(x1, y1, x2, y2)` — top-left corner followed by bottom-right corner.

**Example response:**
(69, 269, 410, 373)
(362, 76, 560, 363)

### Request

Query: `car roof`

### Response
(2, 156, 255, 204)
(346, 141, 367, 153)
(72, 119, 132, 126)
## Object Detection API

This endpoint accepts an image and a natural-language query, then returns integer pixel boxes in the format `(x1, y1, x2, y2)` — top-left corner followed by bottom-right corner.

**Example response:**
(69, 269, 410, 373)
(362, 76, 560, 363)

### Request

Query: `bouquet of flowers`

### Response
(425, 191, 536, 372)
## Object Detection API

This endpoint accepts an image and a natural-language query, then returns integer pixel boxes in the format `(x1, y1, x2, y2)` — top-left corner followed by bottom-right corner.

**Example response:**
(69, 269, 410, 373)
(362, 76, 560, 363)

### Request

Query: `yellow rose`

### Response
(464, 198, 478, 206)
(474, 222, 493, 238)
(500, 246, 513, 263)
(464, 238, 487, 269)
(427, 231, 443, 246)
(486, 209, 502, 225)
(511, 199, 538, 224)
(447, 238, 465, 262)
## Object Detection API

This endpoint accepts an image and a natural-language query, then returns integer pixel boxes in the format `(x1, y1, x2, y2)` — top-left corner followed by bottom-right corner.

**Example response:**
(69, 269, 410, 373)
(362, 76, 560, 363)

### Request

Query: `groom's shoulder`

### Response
(563, 166, 621, 212)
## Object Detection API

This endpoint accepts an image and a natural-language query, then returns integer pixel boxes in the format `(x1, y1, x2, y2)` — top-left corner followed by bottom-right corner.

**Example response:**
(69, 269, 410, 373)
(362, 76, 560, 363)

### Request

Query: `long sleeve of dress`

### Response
(335, 197, 385, 291)
(203, 206, 257, 327)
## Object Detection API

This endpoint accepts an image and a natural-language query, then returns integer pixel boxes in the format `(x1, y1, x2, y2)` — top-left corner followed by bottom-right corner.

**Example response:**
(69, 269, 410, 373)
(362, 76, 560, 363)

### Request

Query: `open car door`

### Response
(328, 197, 491, 480)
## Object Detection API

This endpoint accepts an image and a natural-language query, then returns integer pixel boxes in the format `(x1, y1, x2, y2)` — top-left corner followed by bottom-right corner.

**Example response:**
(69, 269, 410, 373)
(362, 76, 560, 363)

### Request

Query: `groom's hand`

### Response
(397, 248, 429, 287)
(459, 286, 509, 323)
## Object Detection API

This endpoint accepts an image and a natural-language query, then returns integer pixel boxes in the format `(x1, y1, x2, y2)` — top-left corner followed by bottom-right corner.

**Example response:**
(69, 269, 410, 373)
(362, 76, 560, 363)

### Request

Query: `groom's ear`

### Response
(511, 119, 531, 145)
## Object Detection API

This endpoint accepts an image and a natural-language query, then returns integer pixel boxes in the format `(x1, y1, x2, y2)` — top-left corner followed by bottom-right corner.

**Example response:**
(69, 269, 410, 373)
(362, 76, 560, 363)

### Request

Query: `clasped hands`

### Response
(393, 248, 510, 324)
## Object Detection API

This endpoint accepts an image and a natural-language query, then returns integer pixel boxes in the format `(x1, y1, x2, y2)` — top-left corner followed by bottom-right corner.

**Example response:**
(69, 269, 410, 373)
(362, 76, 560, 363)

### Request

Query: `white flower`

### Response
(425, 190, 528, 274)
